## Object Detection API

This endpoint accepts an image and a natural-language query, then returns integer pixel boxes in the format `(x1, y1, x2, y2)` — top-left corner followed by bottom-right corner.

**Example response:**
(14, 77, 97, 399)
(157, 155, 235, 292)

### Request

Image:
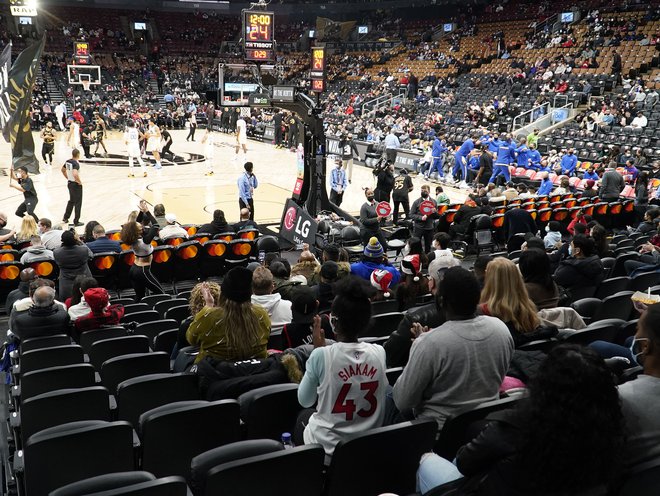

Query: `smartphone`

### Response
(258, 250, 266, 265)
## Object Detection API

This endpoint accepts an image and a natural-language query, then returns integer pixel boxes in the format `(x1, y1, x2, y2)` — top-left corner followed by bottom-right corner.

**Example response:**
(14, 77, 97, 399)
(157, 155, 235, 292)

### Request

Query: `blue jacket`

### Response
(494, 140, 516, 165)
(432, 138, 446, 159)
(487, 138, 500, 154)
(528, 149, 542, 166)
(583, 170, 599, 180)
(515, 145, 530, 166)
(455, 138, 475, 160)
(86, 237, 122, 254)
(350, 260, 401, 285)
(538, 178, 554, 195)
(560, 154, 578, 174)
(468, 156, 481, 170)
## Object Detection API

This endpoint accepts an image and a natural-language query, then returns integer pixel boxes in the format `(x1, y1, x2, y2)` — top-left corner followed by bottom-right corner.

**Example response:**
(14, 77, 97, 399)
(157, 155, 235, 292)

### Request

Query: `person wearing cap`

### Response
(74, 287, 125, 339)
(120, 221, 165, 301)
(409, 185, 438, 253)
(350, 237, 400, 285)
(282, 286, 334, 348)
(251, 266, 292, 343)
(370, 268, 395, 301)
(359, 188, 387, 249)
(339, 133, 359, 183)
(396, 254, 430, 311)
(186, 268, 271, 364)
(582, 179, 598, 198)
(158, 213, 188, 241)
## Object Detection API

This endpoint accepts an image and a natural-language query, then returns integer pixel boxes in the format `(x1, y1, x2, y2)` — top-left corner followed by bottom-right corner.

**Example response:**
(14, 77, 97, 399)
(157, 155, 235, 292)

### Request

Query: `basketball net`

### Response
(81, 80, 91, 92)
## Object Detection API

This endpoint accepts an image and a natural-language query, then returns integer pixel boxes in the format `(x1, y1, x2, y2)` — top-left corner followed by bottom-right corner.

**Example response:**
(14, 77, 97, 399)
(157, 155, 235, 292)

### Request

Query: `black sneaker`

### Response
(72, 221, 84, 227)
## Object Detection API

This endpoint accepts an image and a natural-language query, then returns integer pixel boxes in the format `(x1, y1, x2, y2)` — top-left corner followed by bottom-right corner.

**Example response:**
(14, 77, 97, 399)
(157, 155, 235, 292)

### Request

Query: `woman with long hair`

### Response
(120, 221, 164, 301)
(479, 257, 540, 344)
(417, 344, 624, 494)
(396, 254, 430, 311)
(518, 248, 559, 310)
(590, 224, 613, 258)
(186, 267, 270, 363)
(16, 215, 39, 243)
(83, 220, 100, 243)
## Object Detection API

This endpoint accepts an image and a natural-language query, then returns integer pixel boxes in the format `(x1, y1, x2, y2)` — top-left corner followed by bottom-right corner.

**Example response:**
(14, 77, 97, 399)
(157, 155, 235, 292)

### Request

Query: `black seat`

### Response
(201, 240, 228, 278)
(89, 252, 119, 291)
(139, 400, 241, 478)
(360, 312, 404, 338)
(324, 419, 437, 496)
(141, 294, 173, 308)
(116, 372, 200, 428)
(593, 291, 634, 322)
(434, 396, 520, 460)
(123, 303, 150, 315)
(16, 386, 111, 443)
(89, 335, 151, 371)
(371, 299, 400, 315)
(164, 305, 191, 323)
(15, 345, 84, 377)
(238, 384, 302, 440)
(135, 319, 179, 345)
(154, 299, 188, 319)
(630, 271, 660, 292)
(595, 276, 631, 300)
(20, 420, 135, 496)
(17, 363, 96, 403)
(51, 472, 189, 496)
(571, 297, 602, 325)
(80, 326, 127, 353)
(564, 319, 627, 346)
(154, 329, 178, 354)
(120, 310, 160, 325)
(20, 334, 71, 354)
(100, 352, 170, 394)
(618, 463, 660, 496)
(196, 444, 325, 496)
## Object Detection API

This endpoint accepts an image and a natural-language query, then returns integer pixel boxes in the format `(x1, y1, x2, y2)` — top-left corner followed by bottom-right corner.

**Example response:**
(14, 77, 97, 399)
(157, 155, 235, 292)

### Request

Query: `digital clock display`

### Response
(310, 46, 326, 93)
(311, 79, 325, 93)
(74, 41, 89, 57)
(243, 11, 275, 62)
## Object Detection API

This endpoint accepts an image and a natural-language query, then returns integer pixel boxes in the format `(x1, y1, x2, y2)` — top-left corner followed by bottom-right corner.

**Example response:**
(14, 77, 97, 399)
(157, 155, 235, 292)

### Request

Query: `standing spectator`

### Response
(384, 128, 400, 163)
(53, 230, 92, 301)
(120, 221, 165, 302)
(409, 185, 437, 253)
(600, 163, 625, 202)
(374, 162, 395, 203)
(359, 188, 387, 248)
(339, 133, 358, 184)
(237, 162, 258, 220)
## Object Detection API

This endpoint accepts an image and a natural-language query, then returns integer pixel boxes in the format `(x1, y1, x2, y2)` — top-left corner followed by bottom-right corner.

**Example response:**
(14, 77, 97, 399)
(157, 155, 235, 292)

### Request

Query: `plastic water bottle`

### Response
(281, 432, 294, 450)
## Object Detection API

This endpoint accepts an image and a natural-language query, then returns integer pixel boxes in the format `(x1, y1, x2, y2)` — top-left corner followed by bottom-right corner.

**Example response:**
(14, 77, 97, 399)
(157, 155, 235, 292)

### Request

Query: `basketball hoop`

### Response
(81, 79, 91, 92)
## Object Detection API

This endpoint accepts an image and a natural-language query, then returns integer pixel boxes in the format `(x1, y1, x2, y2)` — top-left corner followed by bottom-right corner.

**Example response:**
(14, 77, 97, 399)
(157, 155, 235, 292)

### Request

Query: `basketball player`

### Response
(93, 112, 109, 157)
(125, 120, 147, 177)
(145, 117, 162, 170)
(201, 126, 215, 176)
(234, 116, 248, 162)
(40, 121, 56, 166)
(66, 117, 81, 152)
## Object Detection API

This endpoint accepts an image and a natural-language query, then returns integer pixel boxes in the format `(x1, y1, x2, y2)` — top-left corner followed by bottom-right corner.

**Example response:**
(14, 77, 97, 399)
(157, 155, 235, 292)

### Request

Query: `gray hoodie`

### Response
(251, 293, 292, 336)
(20, 246, 55, 264)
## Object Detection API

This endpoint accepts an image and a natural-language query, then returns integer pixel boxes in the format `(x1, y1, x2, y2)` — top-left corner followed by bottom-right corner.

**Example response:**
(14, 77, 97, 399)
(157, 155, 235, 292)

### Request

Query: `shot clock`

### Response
(310, 46, 326, 93)
(73, 41, 91, 65)
(243, 11, 275, 62)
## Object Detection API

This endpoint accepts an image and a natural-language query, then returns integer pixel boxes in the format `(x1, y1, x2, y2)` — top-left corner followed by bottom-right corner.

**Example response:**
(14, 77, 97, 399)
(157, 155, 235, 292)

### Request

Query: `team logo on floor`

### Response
(79, 152, 205, 167)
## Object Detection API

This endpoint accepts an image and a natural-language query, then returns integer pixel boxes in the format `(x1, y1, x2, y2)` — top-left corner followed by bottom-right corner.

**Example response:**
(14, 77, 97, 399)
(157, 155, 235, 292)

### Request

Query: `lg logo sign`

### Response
(284, 207, 297, 231)
(283, 205, 311, 240)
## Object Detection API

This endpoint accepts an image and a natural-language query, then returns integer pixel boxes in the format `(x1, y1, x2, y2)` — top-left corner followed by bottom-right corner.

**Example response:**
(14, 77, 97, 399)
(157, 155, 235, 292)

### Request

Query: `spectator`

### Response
(74, 287, 125, 338)
(38, 217, 62, 250)
(186, 268, 270, 363)
(396, 254, 430, 311)
(313, 260, 338, 313)
(350, 237, 400, 285)
(158, 213, 188, 241)
(600, 163, 625, 202)
(5, 268, 36, 315)
(309, 243, 351, 285)
(519, 248, 560, 310)
(392, 267, 514, 428)
(198, 209, 230, 235)
(232, 208, 258, 232)
(120, 221, 165, 301)
(290, 246, 320, 285)
(282, 286, 334, 348)
(270, 260, 303, 300)
(251, 266, 292, 340)
(176, 281, 221, 356)
(504, 208, 537, 251)
(554, 234, 605, 296)
(582, 179, 598, 198)
(427, 232, 460, 268)
(20, 235, 54, 264)
(449, 196, 481, 238)
(11, 285, 70, 341)
(67, 276, 99, 320)
(53, 230, 93, 301)
(543, 221, 562, 250)
(294, 276, 387, 459)
(370, 268, 395, 301)
(86, 224, 122, 253)
(417, 345, 624, 494)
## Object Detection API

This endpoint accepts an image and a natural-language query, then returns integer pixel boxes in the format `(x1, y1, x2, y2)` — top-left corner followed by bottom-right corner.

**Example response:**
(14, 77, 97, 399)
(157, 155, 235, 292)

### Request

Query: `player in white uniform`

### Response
(201, 125, 215, 176)
(145, 118, 162, 170)
(296, 277, 387, 459)
(125, 120, 147, 177)
(234, 116, 248, 162)
(67, 118, 81, 152)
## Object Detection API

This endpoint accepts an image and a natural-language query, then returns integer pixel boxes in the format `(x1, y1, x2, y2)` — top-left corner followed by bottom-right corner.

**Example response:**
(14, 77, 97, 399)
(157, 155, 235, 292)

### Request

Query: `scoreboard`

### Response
(243, 11, 275, 63)
(310, 46, 326, 93)
(73, 41, 91, 65)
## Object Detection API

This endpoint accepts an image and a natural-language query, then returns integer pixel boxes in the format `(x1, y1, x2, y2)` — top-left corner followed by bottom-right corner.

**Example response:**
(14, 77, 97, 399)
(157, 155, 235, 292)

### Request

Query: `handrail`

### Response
(361, 87, 406, 115)
(534, 13, 558, 35)
(512, 102, 550, 131)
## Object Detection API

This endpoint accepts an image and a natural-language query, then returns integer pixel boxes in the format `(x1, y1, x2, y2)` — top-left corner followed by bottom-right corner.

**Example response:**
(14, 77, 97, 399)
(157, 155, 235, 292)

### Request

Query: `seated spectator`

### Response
(295, 276, 387, 459)
(504, 208, 538, 251)
(449, 196, 481, 238)
(176, 281, 221, 356)
(282, 286, 334, 348)
(20, 235, 54, 264)
(554, 176, 571, 194)
(392, 267, 514, 428)
(233, 207, 258, 232)
(396, 254, 430, 311)
(554, 234, 605, 295)
(582, 179, 598, 198)
(16, 216, 39, 245)
(86, 224, 122, 253)
(251, 266, 292, 339)
(158, 213, 189, 241)
(38, 217, 62, 250)
(519, 248, 560, 310)
(370, 268, 395, 301)
(350, 237, 401, 285)
(290, 245, 320, 285)
(271, 260, 304, 300)
(74, 287, 125, 338)
(619, 303, 660, 472)
(543, 221, 562, 250)
(186, 268, 270, 363)
(590, 224, 613, 258)
(384, 257, 447, 367)
(416, 345, 624, 494)
(0, 212, 16, 242)
(68, 276, 99, 320)
(11, 285, 70, 341)
(5, 268, 36, 315)
(309, 243, 351, 284)
(427, 232, 460, 268)
(198, 209, 230, 235)
(312, 260, 338, 312)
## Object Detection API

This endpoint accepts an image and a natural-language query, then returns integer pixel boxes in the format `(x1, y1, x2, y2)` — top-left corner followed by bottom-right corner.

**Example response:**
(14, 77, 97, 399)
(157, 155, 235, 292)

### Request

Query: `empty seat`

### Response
(630, 271, 660, 292)
(238, 384, 302, 440)
(139, 400, 241, 478)
(593, 291, 635, 322)
(19, 420, 135, 496)
(80, 326, 127, 354)
(164, 305, 191, 323)
(89, 335, 151, 371)
(16, 363, 96, 403)
(571, 298, 602, 325)
(141, 294, 173, 308)
(564, 319, 627, 346)
(123, 303, 150, 315)
(15, 345, 84, 376)
(121, 310, 160, 325)
(595, 276, 631, 300)
(154, 299, 188, 319)
(20, 334, 71, 354)
(100, 352, 170, 394)
(135, 319, 179, 344)
(360, 312, 404, 338)
(51, 472, 189, 496)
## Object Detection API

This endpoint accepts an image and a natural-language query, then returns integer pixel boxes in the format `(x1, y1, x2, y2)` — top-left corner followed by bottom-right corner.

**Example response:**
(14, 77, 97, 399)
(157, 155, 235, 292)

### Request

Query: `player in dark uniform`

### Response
(161, 128, 174, 160)
(93, 113, 109, 157)
(39, 121, 56, 166)
(9, 166, 39, 222)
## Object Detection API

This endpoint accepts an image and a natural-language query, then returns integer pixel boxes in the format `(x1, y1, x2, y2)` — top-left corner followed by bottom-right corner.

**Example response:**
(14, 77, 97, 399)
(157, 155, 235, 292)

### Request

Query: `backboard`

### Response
(67, 65, 102, 86)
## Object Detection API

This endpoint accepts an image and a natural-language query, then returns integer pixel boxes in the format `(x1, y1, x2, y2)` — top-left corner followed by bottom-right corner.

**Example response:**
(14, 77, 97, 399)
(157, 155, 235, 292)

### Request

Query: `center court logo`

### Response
(283, 206, 297, 231)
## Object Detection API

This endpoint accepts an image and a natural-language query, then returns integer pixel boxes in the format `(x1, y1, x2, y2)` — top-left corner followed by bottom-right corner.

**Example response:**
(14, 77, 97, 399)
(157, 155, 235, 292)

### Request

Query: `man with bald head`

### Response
(11, 285, 70, 341)
(232, 207, 258, 232)
(5, 268, 36, 315)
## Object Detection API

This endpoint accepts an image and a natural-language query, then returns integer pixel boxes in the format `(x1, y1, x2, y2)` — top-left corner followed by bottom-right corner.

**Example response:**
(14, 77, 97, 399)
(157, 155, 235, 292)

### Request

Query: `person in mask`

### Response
(359, 187, 387, 249)
(409, 185, 437, 253)
(553, 234, 604, 296)
(0, 212, 16, 243)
